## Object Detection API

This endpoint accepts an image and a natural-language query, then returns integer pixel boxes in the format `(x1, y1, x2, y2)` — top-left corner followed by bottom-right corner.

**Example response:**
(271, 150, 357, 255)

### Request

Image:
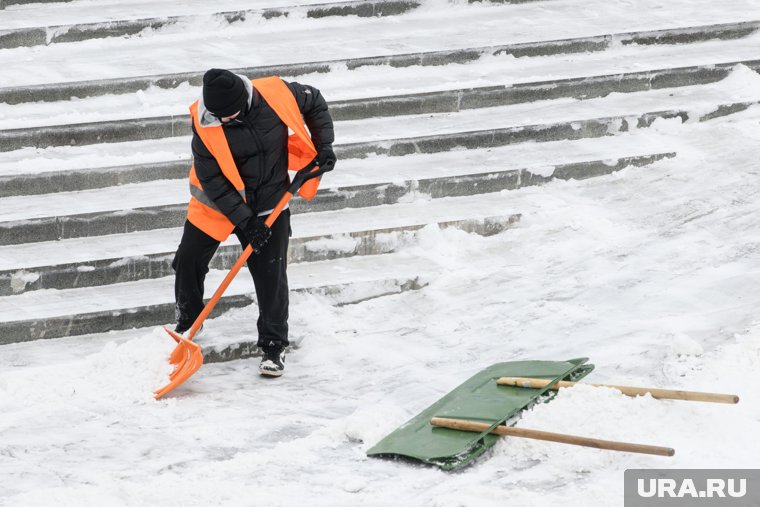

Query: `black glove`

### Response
(241, 216, 271, 253)
(316, 144, 337, 172)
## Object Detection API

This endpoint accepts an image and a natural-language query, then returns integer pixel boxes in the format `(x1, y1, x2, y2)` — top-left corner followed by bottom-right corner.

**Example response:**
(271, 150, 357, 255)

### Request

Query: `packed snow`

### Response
(2, 106, 760, 505)
(2, 0, 760, 505)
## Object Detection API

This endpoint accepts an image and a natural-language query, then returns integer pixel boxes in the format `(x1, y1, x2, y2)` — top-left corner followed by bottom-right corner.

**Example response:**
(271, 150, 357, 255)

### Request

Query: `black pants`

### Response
(172, 209, 290, 348)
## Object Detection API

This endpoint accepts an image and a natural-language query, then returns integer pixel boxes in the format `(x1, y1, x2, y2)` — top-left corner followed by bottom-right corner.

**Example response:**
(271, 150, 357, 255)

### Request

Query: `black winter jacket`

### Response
(191, 79, 335, 227)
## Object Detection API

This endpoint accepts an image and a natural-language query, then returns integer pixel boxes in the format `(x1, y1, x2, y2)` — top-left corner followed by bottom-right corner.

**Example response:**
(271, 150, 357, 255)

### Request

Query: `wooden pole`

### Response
(496, 377, 739, 404)
(430, 417, 675, 457)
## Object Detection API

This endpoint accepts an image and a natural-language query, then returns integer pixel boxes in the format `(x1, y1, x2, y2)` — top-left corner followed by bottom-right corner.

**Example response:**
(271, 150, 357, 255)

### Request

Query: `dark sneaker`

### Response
(259, 346, 285, 377)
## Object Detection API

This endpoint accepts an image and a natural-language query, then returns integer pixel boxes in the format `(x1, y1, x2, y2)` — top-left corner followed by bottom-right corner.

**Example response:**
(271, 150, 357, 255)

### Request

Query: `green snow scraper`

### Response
(367, 358, 595, 470)
(367, 358, 699, 470)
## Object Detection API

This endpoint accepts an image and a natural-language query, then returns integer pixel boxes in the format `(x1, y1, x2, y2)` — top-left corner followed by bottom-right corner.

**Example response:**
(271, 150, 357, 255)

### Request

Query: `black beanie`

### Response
(203, 68, 248, 118)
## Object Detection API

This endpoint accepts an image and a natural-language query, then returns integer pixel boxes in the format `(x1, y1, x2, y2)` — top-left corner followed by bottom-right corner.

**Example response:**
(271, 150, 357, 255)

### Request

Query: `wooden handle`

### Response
(497, 377, 739, 404)
(430, 417, 674, 457)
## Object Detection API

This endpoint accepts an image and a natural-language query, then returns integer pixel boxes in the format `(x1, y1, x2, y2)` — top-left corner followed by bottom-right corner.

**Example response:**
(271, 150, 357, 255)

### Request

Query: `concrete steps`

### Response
(0, 151, 673, 246)
(0, 144, 673, 222)
(2, 59, 756, 198)
(1, 64, 753, 240)
(0, 1, 419, 49)
(0, 188, 531, 342)
(6, 37, 760, 131)
(1, 20, 758, 104)
(0, 0, 341, 13)
(0, 141, 674, 296)
(0, 215, 521, 298)
(4, 59, 760, 152)
(1, 0, 758, 351)
(0, 250, 436, 344)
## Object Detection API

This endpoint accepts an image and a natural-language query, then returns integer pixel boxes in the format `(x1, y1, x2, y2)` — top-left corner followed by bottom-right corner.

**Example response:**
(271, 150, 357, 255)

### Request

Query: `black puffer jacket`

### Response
(191, 78, 335, 226)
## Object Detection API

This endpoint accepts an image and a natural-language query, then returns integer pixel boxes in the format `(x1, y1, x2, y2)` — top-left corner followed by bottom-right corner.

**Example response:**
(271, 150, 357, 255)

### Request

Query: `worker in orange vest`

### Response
(172, 68, 336, 377)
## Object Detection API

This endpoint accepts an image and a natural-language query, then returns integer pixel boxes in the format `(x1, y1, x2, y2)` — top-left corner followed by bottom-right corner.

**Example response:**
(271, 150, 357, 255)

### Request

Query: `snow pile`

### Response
(342, 400, 413, 452)
(83, 330, 176, 403)
(670, 332, 704, 358)
(0, 329, 172, 407)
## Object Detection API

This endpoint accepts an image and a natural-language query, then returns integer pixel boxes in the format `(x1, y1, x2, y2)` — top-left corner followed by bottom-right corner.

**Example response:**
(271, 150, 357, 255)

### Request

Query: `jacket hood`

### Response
(197, 73, 254, 128)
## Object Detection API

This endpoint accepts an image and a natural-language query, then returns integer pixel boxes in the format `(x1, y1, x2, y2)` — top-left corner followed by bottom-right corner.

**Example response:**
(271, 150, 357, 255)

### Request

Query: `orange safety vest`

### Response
(187, 76, 320, 241)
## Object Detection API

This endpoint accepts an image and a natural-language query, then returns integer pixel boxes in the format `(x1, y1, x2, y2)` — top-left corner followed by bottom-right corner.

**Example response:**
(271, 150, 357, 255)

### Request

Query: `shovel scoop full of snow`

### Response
(154, 325, 204, 399)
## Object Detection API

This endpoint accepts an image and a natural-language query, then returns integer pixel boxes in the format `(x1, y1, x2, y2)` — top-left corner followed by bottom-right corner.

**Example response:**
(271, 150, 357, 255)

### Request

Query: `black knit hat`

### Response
(202, 68, 248, 118)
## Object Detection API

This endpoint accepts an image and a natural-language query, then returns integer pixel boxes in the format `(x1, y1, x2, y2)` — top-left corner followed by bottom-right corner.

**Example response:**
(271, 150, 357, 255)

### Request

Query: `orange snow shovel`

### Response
(154, 161, 332, 399)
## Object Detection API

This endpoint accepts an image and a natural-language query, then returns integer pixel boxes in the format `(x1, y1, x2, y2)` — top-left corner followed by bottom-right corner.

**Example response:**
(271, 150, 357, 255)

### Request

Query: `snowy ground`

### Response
(2, 105, 760, 505)
(3, 0, 760, 505)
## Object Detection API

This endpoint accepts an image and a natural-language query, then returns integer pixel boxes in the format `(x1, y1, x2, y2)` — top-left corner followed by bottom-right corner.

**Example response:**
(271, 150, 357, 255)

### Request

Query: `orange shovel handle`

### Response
(182, 190, 295, 341)
(182, 160, 323, 341)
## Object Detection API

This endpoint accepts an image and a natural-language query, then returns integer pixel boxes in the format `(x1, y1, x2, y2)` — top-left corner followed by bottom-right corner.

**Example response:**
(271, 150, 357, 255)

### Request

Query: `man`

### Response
(172, 68, 336, 377)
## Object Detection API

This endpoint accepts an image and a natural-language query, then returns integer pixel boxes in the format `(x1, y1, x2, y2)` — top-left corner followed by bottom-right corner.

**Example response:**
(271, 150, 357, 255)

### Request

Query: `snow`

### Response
(3, 168, 760, 502)
(0, 136, 188, 177)
(2, 64, 758, 185)
(3, 32, 760, 129)
(0, 125, 662, 181)
(0, 0, 342, 29)
(671, 333, 704, 357)
(8, 270, 38, 294)
(303, 234, 360, 254)
(4, 111, 760, 500)
(0, 189, 523, 271)
(0, 250, 435, 321)
(2, 0, 760, 505)
(3, 0, 760, 86)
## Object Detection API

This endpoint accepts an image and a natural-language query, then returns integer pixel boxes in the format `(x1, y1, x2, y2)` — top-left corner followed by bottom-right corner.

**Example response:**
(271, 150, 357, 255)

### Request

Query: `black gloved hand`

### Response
(316, 144, 337, 172)
(241, 216, 272, 254)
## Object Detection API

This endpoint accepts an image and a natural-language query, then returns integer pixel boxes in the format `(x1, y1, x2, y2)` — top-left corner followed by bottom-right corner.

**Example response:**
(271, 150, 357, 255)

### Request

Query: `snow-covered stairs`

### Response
(2, 0, 760, 347)
(0, 252, 436, 345)
(5, 55, 760, 153)
(0, 0, 419, 49)
(0, 148, 673, 246)
(0, 137, 672, 298)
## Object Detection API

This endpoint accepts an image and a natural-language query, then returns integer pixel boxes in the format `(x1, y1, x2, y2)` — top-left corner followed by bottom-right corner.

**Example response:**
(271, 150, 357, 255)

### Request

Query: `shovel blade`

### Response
(154, 327, 204, 399)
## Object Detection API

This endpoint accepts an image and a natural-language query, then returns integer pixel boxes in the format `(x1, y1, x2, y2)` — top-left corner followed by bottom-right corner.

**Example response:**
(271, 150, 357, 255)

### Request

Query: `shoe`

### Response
(259, 346, 285, 377)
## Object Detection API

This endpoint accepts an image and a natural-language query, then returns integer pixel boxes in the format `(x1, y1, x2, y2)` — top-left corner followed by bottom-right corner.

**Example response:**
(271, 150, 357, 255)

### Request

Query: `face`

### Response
(220, 111, 241, 124)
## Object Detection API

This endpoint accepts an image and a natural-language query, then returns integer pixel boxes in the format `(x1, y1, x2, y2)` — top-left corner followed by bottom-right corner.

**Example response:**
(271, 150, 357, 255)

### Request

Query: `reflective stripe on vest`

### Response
(188, 182, 245, 212)
(186, 76, 320, 242)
